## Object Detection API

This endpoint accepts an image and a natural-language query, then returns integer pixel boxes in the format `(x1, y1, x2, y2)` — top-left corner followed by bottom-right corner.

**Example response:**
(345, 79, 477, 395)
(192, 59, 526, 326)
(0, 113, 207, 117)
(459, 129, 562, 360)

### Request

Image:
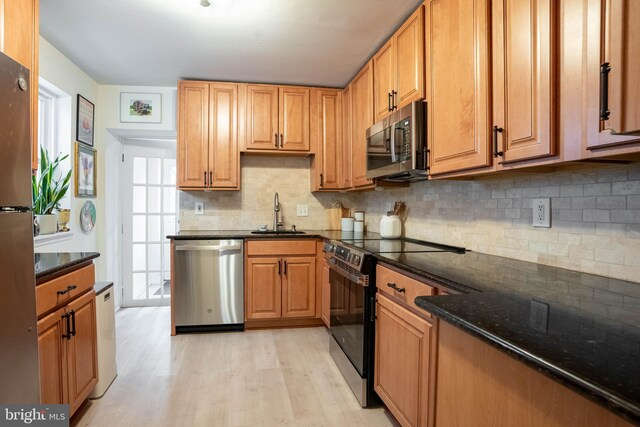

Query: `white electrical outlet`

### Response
(195, 202, 204, 215)
(532, 198, 551, 228)
(296, 204, 309, 217)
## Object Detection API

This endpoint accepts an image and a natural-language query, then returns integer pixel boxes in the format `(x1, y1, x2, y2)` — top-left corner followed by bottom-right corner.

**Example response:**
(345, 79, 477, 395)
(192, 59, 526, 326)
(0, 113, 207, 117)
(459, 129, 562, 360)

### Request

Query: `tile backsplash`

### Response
(351, 163, 640, 282)
(179, 160, 640, 282)
(179, 155, 338, 231)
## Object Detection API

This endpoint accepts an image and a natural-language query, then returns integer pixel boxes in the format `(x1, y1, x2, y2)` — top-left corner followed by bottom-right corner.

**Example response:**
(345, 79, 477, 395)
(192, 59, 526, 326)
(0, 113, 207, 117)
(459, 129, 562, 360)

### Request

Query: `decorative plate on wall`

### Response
(80, 201, 96, 233)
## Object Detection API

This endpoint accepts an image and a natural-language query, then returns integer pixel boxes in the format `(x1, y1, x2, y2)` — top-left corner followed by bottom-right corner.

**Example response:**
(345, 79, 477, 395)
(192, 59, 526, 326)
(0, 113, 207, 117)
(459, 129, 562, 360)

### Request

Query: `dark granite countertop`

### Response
(392, 251, 640, 424)
(35, 252, 100, 282)
(167, 229, 360, 240)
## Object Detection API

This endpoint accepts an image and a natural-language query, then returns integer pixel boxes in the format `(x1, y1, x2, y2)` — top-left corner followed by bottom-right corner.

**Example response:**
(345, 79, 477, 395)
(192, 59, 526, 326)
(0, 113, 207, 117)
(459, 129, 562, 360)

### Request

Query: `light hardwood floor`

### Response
(72, 307, 396, 427)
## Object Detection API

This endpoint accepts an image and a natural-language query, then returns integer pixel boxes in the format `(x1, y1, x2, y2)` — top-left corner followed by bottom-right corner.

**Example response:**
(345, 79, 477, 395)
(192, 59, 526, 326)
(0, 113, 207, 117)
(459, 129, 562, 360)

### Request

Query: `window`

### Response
(36, 78, 72, 208)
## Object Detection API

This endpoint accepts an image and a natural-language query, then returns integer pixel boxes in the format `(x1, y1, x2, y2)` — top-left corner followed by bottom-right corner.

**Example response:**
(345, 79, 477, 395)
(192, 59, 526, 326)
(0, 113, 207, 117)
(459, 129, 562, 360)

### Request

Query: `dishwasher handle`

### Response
(176, 245, 242, 252)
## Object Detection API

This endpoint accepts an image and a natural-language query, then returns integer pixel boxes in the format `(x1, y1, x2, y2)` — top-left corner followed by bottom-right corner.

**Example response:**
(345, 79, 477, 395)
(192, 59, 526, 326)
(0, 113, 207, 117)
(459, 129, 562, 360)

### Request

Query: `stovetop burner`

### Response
(325, 236, 465, 272)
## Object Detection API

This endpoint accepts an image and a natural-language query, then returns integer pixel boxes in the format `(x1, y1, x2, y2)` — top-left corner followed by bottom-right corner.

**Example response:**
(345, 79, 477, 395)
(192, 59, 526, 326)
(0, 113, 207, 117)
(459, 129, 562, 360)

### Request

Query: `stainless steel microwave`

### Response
(365, 101, 427, 182)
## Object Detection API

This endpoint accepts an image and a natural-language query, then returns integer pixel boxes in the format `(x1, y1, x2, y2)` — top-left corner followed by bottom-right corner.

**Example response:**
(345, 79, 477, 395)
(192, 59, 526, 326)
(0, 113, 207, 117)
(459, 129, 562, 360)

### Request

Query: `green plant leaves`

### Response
(33, 146, 71, 215)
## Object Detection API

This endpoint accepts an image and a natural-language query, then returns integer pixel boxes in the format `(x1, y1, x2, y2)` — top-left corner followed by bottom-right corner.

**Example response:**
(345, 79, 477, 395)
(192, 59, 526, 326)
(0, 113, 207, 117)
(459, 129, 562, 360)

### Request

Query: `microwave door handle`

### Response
(390, 126, 397, 162)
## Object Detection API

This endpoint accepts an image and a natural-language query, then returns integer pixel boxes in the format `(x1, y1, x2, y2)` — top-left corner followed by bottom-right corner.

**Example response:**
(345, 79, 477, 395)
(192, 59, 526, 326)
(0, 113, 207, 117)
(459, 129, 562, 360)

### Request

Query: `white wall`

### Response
(36, 38, 103, 268)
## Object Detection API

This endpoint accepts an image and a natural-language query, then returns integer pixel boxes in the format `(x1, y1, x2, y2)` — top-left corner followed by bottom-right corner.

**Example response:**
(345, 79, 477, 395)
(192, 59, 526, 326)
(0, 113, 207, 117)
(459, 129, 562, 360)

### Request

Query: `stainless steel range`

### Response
(324, 236, 465, 407)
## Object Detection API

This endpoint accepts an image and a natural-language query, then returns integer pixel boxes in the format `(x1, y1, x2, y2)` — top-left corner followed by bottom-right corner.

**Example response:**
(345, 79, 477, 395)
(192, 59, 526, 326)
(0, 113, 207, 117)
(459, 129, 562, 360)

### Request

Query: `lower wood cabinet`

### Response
(375, 293, 433, 427)
(244, 240, 318, 324)
(36, 266, 98, 416)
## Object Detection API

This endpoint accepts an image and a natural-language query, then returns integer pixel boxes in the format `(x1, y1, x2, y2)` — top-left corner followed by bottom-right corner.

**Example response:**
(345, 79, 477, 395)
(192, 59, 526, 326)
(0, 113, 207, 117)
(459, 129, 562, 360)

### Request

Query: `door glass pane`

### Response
(132, 244, 146, 271)
(148, 215, 161, 242)
(163, 243, 170, 270)
(148, 244, 161, 271)
(148, 158, 161, 185)
(148, 272, 162, 299)
(133, 186, 146, 213)
(163, 159, 176, 185)
(163, 187, 176, 214)
(164, 215, 176, 236)
(132, 215, 146, 242)
(148, 187, 161, 213)
(133, 273, 146, 300)
(133, 157, 146, 184)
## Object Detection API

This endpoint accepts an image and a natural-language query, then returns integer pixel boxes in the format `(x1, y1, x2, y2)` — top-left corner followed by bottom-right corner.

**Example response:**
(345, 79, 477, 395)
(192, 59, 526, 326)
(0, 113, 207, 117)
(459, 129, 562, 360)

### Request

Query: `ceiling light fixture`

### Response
(200, 0, 211, 6)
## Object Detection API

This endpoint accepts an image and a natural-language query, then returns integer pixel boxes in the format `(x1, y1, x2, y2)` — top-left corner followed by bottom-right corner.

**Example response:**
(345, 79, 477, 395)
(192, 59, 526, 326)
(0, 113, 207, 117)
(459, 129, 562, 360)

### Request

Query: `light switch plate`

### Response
(296, 204, 309, 217)
(195, 202, 204, 215)
(532, 198, 551, 228)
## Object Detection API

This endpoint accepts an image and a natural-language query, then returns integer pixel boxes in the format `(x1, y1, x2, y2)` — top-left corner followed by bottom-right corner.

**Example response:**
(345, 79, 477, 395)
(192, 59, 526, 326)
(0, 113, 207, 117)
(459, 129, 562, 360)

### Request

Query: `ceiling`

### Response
(40, 0, 422, 88)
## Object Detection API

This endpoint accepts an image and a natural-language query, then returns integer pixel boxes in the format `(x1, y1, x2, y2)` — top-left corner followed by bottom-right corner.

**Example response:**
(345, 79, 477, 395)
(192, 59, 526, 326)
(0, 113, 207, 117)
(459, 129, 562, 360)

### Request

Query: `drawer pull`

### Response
(57, 285, 77, 295)
(62, 313, 72, 340)
(387, 282, 406, 293)
(70, 310, 76, 337)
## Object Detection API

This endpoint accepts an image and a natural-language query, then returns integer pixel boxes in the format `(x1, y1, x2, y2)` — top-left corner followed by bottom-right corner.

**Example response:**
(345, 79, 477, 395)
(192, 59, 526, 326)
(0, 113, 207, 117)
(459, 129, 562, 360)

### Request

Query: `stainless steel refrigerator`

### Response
(0, 51, 40, 403)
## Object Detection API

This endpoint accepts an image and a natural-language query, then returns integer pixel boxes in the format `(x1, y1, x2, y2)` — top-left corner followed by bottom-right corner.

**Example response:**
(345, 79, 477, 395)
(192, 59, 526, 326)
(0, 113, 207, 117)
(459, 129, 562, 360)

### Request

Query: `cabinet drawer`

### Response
(376, 264, 435, 316)
(246, 239, 317, 256)
(36, 264, 95, 317)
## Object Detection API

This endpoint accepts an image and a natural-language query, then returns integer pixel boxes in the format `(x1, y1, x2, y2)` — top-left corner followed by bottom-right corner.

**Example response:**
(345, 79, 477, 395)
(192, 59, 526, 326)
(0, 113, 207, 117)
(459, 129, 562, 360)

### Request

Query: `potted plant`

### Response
(32, 147, 72, 235)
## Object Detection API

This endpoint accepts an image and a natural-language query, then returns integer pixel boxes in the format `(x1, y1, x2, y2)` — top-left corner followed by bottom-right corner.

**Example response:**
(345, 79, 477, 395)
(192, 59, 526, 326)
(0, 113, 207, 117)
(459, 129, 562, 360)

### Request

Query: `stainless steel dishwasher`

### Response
(173, 239, 244, 333)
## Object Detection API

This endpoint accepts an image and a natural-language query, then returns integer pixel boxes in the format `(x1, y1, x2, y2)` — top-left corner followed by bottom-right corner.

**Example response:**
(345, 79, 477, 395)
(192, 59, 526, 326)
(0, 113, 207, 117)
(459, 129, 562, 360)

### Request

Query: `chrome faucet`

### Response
(273, 192, 284, 231)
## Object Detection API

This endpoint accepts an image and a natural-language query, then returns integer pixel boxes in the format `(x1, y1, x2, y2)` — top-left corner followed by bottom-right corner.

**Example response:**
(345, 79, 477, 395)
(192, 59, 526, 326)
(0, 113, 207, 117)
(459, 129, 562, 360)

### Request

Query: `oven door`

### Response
(329, 267, 368, 376)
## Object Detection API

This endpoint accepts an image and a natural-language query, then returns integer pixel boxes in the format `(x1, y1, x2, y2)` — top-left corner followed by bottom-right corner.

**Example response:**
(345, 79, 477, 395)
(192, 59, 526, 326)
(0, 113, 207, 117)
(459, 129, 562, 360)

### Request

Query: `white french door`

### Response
(121, 143, 176, 307)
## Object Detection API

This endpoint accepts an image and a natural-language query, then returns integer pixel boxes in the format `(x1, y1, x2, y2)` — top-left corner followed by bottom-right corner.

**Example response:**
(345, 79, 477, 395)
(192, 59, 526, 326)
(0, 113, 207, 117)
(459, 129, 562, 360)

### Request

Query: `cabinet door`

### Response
(427, 0, 492, 175)
(342, 85, 353, 189)
(246, 257, 281, 319)
(312, 89, 342, 190)
(395, 5, 425, 109)
(587, 0, 640, 150)
(321, 259, 330, 327)
(279, 87, 310, 151)
(351, 61, 375, 188)
(66, 290, 98, 415)
(493, 0, 556, 164)
(209, 83, 239, 189)
(375, 294, 432, 427)
(246, 85, 279, 150)
(38, 309, 67, 405)
(178, 82, 209, 188)
(1, 0, 39, 170)
(282, 257, 316, 318)
(373, 40, 395, 122)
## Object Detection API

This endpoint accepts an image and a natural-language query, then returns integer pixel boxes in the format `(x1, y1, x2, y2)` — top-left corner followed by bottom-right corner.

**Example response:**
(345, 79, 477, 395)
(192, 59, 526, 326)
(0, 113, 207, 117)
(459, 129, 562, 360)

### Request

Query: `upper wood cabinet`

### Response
(492, 0, 557, 164)
(351, 60, 375, 188)
(245, 85, 310, 152)
(373, 5, 425, 122)
(0, 0, 39, 170)
(426, 0, 492, 176)
(427, 0, 558, 176)
(177, 81, 239, 190)
(342, 85, 353, 189)
(311, 89, 343, 191)
(584, 0, 640, 154)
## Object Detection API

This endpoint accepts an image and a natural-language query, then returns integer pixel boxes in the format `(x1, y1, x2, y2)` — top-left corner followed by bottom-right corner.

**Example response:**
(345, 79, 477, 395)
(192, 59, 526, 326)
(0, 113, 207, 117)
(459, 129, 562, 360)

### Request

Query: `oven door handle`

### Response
(328, 258, 368, 286)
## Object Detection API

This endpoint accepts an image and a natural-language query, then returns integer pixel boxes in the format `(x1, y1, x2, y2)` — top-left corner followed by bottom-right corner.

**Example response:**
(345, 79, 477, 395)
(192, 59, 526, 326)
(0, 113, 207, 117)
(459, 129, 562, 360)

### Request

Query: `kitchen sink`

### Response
(250, 230, 306, 235)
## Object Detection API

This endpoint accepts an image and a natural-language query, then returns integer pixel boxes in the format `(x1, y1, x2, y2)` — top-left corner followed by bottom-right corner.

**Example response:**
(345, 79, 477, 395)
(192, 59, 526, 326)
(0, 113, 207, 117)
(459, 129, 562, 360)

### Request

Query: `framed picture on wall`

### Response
(120, 92, 162, 123)
(76, 94, 95, 146)
(75, 143, 97, 198)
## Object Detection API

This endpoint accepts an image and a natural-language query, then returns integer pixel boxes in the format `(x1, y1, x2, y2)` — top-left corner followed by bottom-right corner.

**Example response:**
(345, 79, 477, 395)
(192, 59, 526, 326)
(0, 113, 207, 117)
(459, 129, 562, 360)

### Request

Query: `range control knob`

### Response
(353, 255, 361, 265)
